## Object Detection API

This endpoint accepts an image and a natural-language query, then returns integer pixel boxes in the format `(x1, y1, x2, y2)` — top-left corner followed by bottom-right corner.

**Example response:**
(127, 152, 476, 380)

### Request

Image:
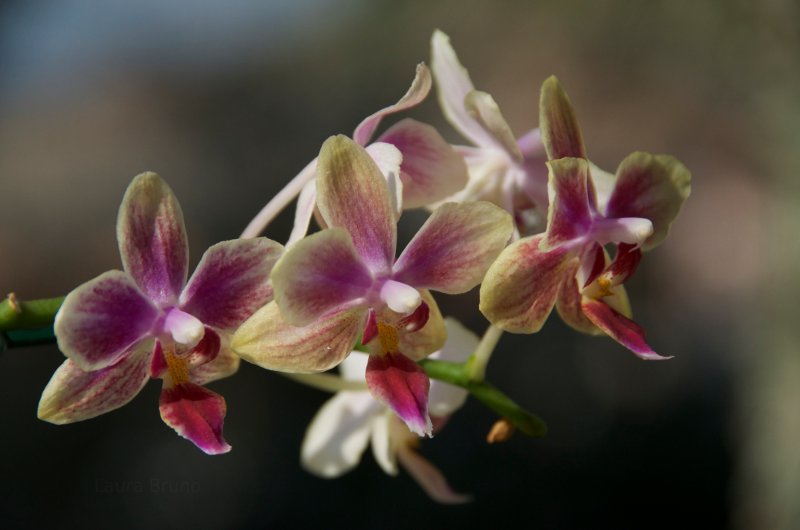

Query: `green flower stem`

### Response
(420, 358, 547, 438)
(0, 295, 64, 352)
(467, 323, 504, 382)
(0, 295, 64, 331)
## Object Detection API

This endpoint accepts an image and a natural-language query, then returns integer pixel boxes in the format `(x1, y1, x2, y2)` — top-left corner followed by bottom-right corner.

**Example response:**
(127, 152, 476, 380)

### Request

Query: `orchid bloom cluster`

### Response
(27, 30, 690, 502)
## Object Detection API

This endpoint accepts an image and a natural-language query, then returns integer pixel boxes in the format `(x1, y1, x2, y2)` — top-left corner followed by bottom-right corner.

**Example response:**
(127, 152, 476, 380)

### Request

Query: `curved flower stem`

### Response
(0, 295, 64, 331)
(281, 372, 368, 393)
(467, 324, 504, 382)
(240, 160, 316, 238)
(0, 294, 64, 352)
(420, 358, 547, 438)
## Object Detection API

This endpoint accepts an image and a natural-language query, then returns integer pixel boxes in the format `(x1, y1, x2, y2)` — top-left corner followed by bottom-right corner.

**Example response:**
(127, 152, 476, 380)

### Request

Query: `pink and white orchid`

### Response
(38, 172, 283, 454)
(233, 135, 513, 436)
(431, 29, 549, 235)
(301, 318, 476, 504)
(480, 77, 691, 359)
(242, 63, 468, 243)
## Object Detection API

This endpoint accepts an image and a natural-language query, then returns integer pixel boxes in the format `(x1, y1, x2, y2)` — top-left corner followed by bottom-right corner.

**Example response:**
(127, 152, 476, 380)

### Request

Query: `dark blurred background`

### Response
(1, 1, 797, 528)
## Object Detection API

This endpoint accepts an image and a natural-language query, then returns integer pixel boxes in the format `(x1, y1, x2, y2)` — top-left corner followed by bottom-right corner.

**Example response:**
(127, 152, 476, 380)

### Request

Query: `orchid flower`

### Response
(480, 77, 691, 359)
(431, 29, 549, 235)
(38, 172, 283, 454)
(301, 318, 477, 504)
(233, 135, 513, 436)
(241, 63, 468, 242)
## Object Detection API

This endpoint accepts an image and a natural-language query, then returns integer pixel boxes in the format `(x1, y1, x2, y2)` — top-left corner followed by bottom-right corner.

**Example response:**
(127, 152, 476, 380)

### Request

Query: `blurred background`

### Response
(0, 1, 797, 528)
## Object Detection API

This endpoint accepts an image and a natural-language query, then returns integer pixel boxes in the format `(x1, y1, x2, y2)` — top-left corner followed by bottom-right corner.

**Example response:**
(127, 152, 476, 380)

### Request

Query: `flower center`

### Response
(162, 341, 190, 386)
(376, 321, 400, 354)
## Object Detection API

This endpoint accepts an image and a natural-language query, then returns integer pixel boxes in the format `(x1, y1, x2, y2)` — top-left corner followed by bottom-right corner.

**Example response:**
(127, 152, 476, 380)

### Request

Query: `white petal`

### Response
(339, 352, 369, 382)
(428, 318, 478, 417)
(370, 410, 399, 476)
(366, 142, 404, 217)
(301, 391, 382, 478)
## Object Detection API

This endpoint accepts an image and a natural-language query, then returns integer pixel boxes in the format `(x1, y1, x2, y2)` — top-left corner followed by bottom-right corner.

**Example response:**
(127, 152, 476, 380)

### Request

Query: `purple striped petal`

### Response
(38, 340, 152, 424)
(231, 302, 366, 373)
(581, 299, 671, 360)
(397, 446, 472, 504)
(605, 152, 691, 251)
(539, 76, 586, 160)
(55, 270, 160, 371)
(366, 352, 431, 437)
(480, 234, 573, 333)
(352, 63, 431, 146)
(541, 158, 593, 250)
(464, 90, 523, 162)
(159, 382, 230, 455)
(377, 118, 469, 209)
(393, 201, 513, 294)
(316, 136, 397, 274)
(180, 238, 283, 330)
(117, 172, 188, 305)
(430, 30, 495, 148)
(271, 228, 373, 326)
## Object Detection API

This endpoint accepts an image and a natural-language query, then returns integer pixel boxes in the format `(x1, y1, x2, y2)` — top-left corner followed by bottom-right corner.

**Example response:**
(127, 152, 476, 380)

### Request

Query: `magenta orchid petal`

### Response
(270, 228, 372, 326)
(362, 309, 378, 346)
(232, 302, 366, 373)
(393, 201, 513, 294)
(464, 90, 523, 162)
(190, 342, 240, 386)
(397, 446, 472, 504)
(581, 299, 671, 360)
(396, 290, 447, 361)
(316, 135, 397, 273)
(117, 172, 188, 305)
(159, 382, 230, 455)
(579, 242, 607, 288)
(541, 157, 593, 251)
(352, 63, 432, 146)
(430, 30, 495, 148)
(480, 234, 573, 333)
(366, 352, 432, 437)
(54, 270, 160, 371)
(184, 326, 221, 368)
(179, 238, 283, 330)
(150, 340, 168, 379)
(539, 76, 587, 160)
(604, 243, 643, 287)
(397, 300, 430, 333)
(38, 340, 152, 424)
(376, 118, 468, 209)
(605, 151, 692, 251)
(555, 260, 603, 335)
